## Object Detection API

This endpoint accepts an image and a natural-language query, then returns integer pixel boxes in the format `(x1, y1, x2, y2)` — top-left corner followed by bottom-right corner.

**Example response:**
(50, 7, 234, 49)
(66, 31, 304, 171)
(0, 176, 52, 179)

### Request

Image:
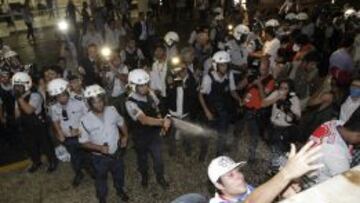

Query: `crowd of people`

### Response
(0, 0, 360, 203)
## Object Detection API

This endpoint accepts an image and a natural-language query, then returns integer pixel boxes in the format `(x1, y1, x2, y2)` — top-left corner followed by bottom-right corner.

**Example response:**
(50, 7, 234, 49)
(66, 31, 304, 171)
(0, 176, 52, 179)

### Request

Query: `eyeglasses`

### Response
(62, 109, 69, 121)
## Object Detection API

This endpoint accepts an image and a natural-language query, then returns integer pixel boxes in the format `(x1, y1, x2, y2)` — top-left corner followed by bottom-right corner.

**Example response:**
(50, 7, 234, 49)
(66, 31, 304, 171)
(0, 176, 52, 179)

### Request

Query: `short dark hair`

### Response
(302, 50, 319, 63)
(294, 34, 309, 45)
(216, 178, 224, 195)
(343, 107, 360, 132)
(87, 43, 97, 49)
(42, 65, 62, 75)
(264, 26, 275, 38)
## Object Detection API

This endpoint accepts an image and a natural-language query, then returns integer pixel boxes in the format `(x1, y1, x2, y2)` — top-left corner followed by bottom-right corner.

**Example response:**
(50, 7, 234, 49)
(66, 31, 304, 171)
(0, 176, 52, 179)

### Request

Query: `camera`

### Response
(277, 99, 292, 112)
(247, 69, 260, 84)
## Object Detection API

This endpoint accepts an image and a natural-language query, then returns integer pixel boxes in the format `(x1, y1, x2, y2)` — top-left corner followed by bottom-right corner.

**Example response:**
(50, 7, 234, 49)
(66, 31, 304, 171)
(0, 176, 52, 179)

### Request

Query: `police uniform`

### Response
(225, 39, 254, 68)
(199, 71, 236, 158)
(50, 98, 88, 178)
(79, 106, 126, 202)
(16, 91, 57, 170)
(125, 91, 166, 185)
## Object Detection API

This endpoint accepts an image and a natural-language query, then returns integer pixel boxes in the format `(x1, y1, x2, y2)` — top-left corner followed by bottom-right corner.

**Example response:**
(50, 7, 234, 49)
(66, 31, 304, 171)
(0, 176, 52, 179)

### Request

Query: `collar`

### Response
(216, 185, 254, 203)
(0, 83, 12, 91)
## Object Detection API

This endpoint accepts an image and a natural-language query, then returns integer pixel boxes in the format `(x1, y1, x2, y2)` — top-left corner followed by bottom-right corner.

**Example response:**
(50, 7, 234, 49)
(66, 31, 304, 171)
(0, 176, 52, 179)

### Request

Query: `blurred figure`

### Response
(81, 1, 91, 34)
(22, 3, 35, 43)
(133, 12, 149, 58)
(81, 23, 104, 51)
(120, 38, 145, 71)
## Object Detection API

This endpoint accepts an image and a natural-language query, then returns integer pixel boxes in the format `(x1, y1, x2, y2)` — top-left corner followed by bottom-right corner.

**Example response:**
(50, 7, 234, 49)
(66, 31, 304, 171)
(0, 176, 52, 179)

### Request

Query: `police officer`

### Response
(165, 58, 199, 156)
(198, 51, 236, 161)
(225, 24, 253, 69)
(47, 78, 89, 187)
(79, 84, 129, 203)
(12, 72, 57, 173)
(164, 31, 180, 59)
(125, 69, 171, 189)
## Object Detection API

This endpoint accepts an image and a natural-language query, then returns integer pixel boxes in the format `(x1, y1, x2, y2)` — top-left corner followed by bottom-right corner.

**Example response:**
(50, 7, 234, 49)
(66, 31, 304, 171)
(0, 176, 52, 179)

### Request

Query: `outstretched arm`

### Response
(244, 141, 323, 203)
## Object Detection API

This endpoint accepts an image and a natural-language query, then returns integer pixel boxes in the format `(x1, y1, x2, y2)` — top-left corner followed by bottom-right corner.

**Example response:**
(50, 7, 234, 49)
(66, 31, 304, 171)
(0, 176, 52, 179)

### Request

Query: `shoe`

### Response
(47, 160, 58, 173)
(28, 163, 42, 173)
(141, 174, 148, 188)
(117, 189, 129, 202)
(157, 177, 169, 190)
(72, 172, 84, 187)
(99, 197, 106, 203)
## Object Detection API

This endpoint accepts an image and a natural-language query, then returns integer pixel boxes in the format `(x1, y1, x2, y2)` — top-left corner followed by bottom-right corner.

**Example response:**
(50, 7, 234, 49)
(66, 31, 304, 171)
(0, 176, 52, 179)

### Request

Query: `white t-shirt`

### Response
(339, 96, 360, 123)
(265, 90, 301, 127)
(150, 60, 168, 97)
(79, 106, 124, 154)
(308, 120, 352, 184)
(263, 38, 280, 72)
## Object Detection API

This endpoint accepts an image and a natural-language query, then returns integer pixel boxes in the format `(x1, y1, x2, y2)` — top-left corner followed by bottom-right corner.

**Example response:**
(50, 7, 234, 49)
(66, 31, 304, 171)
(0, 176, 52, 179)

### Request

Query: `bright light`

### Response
(57, 20, 69, 32)
(331, 0, 335, 4)
(228, 24, 234, 31)
(101, 47, 112, 58)
(171, 57, 181, 66)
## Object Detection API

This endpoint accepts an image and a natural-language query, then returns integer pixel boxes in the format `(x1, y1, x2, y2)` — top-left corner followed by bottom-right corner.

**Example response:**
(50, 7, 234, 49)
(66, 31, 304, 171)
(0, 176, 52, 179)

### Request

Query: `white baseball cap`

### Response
(208, 156, 246, 185)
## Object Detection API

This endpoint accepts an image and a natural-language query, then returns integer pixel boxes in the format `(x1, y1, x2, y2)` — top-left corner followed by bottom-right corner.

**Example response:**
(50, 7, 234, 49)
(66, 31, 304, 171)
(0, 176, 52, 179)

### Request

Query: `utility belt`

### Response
(92, 148, 125, 160)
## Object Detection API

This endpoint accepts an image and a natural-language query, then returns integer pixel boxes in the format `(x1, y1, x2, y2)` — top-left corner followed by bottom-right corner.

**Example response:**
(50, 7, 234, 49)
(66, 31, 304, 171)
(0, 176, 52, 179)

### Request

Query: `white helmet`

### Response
(214, 14, 224, 21)
(11, 72, 32, 91)
(344, 8, 356, 19)
(128, 69, 150, 85)
(47, 78, 69, 96)
(4, 50, 18, 59)
(212, 51, 231, 64)
(265, 19, 280, 27)
(233, 24, 250, 40)
(84, 84, 106, 99)
(164, 31, 180, 46)
(213, 7, 223, 15)
(296, 12, 309, 21)
(285, 13, 297, 21)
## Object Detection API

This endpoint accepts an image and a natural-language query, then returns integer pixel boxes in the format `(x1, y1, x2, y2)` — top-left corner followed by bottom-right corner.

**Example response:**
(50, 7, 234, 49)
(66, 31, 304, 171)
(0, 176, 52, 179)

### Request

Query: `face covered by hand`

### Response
(13, 85, 25, 99)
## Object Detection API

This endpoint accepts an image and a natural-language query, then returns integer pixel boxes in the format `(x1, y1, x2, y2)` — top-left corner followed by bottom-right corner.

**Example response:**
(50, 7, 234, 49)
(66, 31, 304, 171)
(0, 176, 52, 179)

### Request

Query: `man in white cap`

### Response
(208, 141, 323, 203)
